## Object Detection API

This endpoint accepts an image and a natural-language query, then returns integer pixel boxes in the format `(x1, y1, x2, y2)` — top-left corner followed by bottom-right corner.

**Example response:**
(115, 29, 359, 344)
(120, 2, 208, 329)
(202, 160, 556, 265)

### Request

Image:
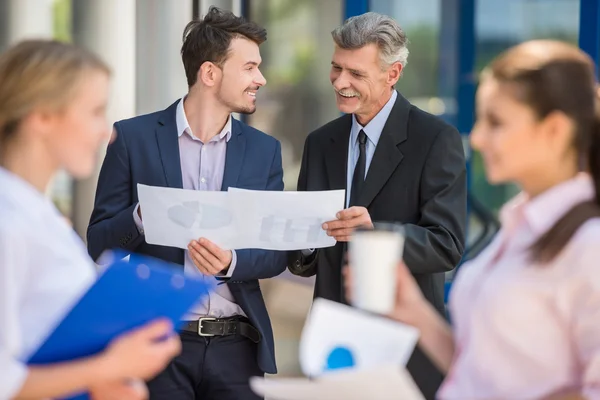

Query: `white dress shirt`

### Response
(133, 98, 246, 319)
(302, 90, 398, 258)
(346, 90, 397, 207)
(0, 167, 96, 399)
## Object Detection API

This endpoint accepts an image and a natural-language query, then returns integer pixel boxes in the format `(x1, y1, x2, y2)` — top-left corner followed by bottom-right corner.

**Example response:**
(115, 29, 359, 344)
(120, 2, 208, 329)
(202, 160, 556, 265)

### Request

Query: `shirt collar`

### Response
(176, 97, 232, 142)
(499, 173, 595, 236)
(351, 90, 398, 146)
(0, 166, 57, 215)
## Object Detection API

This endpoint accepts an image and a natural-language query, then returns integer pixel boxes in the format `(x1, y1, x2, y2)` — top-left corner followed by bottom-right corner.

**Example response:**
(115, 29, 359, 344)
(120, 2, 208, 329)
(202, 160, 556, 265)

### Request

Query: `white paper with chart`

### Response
(137, 184, 345, 250)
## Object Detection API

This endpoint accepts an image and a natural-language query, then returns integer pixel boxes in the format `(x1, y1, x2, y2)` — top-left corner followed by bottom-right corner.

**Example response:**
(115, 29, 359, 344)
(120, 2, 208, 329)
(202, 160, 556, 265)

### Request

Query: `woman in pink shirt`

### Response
(366, 40, 600, 399)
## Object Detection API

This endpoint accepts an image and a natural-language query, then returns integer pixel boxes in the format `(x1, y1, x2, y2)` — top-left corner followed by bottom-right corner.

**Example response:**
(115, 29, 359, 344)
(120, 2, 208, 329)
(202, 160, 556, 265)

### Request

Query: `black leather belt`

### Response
(180, 317, 261, 343)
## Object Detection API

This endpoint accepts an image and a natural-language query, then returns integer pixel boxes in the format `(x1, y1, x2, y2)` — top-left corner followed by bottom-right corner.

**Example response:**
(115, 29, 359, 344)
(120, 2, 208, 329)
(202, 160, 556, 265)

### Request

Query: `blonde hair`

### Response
(0, 39, 110, 145)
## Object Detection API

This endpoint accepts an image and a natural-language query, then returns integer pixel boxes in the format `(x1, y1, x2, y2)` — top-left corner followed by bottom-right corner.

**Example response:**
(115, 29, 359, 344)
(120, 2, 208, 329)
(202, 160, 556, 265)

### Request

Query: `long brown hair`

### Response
(484, 40, 600, 264)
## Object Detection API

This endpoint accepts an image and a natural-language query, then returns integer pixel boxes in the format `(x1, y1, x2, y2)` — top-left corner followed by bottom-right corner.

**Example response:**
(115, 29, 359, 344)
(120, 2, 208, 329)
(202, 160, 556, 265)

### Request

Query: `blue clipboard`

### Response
(27, 250, 214, 399)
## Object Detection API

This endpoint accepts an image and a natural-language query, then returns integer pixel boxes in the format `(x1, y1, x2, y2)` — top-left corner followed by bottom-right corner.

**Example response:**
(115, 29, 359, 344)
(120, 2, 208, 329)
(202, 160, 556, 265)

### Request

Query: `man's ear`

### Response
(386, 62, 403, 86)
(197, 61, 222, 87)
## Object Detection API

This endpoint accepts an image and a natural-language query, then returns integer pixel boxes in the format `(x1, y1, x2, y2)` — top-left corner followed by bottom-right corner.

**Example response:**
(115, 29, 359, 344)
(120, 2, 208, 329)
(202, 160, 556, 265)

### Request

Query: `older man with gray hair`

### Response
(288, 12, 467, 399)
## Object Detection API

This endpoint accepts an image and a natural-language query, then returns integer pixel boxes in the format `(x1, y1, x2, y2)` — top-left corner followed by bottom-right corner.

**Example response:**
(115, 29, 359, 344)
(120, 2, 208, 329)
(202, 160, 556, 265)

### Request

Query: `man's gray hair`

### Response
(331, 12, 409, 68)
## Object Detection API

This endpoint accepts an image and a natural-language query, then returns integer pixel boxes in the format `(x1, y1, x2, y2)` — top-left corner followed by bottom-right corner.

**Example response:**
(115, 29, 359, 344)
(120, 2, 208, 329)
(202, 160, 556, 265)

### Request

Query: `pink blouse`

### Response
(439, 174, 600, 399)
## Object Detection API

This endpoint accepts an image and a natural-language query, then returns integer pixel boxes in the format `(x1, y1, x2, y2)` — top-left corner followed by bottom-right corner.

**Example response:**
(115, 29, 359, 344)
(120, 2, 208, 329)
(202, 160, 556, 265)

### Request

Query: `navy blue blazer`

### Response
(87, 100, 287, 374)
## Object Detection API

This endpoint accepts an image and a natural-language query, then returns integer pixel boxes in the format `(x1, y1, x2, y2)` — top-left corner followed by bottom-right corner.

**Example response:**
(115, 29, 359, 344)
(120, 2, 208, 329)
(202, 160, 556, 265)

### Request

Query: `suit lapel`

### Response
(325, 115, 352, 202)
(357, 93, 410, 208)
(222, 118, 246, 190)
(155, 101, 183, 189)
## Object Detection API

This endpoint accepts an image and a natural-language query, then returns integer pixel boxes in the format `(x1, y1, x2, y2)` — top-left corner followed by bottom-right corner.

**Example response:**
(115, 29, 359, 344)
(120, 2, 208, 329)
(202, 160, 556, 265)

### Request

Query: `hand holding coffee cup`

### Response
(348, 222, 405, 314)
(347, 222, 427, 320)
(344, 261, 427, 326)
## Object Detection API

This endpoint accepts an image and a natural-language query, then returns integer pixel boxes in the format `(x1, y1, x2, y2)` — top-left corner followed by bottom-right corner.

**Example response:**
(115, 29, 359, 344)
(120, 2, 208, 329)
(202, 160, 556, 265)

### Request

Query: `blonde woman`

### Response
(0, 40, 180, 399)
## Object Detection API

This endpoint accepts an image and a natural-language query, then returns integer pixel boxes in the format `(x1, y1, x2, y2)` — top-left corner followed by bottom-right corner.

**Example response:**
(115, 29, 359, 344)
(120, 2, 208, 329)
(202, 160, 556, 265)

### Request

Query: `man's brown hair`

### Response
(181, 6, 267, 88)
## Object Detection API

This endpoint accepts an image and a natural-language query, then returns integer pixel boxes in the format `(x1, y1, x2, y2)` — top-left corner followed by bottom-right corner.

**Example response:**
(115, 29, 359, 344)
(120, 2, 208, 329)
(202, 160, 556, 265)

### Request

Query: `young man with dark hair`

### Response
(87, 7, 286, 400)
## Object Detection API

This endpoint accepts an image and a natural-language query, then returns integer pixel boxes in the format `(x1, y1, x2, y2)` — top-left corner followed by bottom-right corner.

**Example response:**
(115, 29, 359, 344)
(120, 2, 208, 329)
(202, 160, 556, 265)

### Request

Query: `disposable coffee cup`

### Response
(349, 222, 405, 315)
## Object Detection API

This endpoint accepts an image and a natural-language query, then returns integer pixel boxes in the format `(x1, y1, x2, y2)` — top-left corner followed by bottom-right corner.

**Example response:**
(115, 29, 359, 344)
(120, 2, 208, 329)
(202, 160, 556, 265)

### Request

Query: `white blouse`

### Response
(0, 167, 96, 399)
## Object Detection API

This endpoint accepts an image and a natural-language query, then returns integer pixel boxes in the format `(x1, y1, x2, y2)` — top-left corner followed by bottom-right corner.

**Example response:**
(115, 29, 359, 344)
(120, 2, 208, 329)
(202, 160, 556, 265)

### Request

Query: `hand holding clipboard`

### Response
(27, 251, 215, 399)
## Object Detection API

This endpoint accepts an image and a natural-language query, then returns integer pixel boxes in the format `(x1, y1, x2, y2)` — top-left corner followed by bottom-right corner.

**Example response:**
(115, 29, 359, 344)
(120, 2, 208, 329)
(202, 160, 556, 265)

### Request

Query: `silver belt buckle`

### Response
(198, 317, 216, 336)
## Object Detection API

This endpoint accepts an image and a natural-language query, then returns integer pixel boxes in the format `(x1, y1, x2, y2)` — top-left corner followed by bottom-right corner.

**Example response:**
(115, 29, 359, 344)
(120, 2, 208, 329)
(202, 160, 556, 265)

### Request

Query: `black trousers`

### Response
(406, 345, 444, 400)
(147, 330, 264, 400)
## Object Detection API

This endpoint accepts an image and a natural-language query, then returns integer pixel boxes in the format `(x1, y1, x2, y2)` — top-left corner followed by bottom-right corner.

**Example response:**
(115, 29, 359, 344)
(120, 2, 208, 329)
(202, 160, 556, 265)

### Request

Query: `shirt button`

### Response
(200, 177, 206, 183)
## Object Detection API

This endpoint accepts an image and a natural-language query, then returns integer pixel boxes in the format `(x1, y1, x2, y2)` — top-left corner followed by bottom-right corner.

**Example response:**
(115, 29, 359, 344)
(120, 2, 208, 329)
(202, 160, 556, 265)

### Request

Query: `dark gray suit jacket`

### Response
(288, 92, 467, 399)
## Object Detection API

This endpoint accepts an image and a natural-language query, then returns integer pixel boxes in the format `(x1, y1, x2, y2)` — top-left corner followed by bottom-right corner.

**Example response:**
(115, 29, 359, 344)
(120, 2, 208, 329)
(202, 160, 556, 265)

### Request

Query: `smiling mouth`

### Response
(245, 87, 259, 98)
(337, 91, 359, 98)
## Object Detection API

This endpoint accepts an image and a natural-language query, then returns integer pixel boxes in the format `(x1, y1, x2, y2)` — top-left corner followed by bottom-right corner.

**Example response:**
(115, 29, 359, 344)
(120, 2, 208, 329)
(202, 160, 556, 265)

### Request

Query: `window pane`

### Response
(248, 0, 343, 377)
(370, 0, 442, 110)
(47, 0, 74, 220)
(472, 0, 580, 214)
(249, 0, 343, 190)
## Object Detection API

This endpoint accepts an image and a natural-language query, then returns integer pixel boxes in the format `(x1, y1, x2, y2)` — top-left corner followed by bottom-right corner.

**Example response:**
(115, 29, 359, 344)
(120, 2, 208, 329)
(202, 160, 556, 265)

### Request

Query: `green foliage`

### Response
(52, 0, 72, 42)
(397, 24, 439, 98)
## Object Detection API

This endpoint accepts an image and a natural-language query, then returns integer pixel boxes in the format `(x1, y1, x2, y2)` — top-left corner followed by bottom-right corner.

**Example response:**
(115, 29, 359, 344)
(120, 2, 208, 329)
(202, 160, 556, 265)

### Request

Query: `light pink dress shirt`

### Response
(134, 98, 245, 319)
(439, 174, 600, 399)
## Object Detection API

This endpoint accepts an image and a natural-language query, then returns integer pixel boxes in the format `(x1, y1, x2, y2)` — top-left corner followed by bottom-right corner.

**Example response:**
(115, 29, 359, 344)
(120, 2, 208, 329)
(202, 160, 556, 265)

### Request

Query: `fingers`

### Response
(134, 318, 173, 340)
(323, 207, 372, 232)
(336, 206, 366, 220)
(325, 227, 354, 240)
(323, 222, 357, 241)
(188, 239, 230, 275)
(91, 381, 147, 400)
(194, 242, 221, 269)
(129, 379, 149, 400)
(342, 266, 353, 303)
(342, 265, 351, 284)
(157, 334, 182, 358)
(197, 238, 228, 263)
(332, 235, 352, 242)
(188, 244, 210, 273)
(117, 384, 146, 400)
(397, 261, 412, 279)
(322, 219, 349, 231)
(188, 242, 221, 275)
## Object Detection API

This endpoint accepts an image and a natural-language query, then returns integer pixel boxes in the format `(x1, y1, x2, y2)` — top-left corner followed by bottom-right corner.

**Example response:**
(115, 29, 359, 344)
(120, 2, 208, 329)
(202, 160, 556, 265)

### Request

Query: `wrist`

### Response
(402, 297, 435, 328)
(91, 352, 122, 383)
(225, 250, 234, 270)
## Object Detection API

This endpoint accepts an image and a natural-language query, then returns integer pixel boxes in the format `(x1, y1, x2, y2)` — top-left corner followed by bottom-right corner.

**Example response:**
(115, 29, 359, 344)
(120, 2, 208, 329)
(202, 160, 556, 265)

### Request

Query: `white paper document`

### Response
(227, 188, 343, 250)
(250, 366, 425, 400)
(137, 184, 345, 251)
(299, 298, 419, 377)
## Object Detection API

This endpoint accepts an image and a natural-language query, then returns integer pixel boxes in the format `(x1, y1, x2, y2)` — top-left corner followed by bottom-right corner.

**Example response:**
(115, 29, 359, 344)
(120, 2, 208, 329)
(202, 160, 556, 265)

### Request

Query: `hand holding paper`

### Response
(250, 298, 423, 400)
(250, 366, 425, 400)
(137, 184, 345, 251)
(188, 238, 232, 275)
(323, 206, 374, 242)
(28, 251, 214, 400)
(299, 298, 419, 376)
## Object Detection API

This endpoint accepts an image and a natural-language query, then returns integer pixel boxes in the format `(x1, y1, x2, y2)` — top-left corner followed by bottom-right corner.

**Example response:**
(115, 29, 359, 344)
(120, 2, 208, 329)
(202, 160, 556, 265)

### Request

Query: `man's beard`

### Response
(216, 89, 257, 115)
